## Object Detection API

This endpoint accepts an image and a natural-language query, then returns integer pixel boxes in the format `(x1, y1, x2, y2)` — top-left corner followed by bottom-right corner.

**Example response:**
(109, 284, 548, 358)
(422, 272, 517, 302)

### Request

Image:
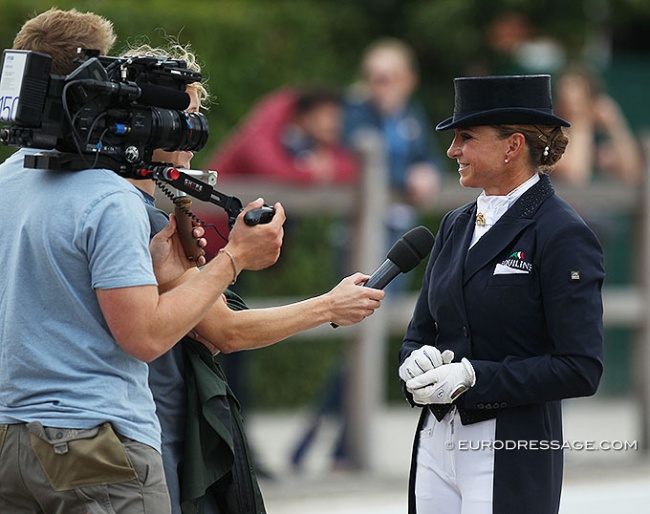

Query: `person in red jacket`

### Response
(203, 87, 361, 474)
(208, 87, 359, 185)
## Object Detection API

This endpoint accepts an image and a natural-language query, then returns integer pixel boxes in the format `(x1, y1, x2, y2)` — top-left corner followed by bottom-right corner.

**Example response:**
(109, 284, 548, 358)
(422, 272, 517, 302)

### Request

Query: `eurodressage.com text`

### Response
(446, 440, 638, 451)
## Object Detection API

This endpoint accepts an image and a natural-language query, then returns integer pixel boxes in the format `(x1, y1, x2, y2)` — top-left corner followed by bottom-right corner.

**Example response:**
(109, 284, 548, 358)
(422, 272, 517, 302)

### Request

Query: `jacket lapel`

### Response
(451, 207, 476, 286)
(463, 175, 555, 285)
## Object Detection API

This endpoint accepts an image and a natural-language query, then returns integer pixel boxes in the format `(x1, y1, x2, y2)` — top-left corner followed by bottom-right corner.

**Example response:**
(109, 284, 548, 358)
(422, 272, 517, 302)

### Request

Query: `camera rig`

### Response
(21, 150, 274, 231)
(0, 48, 274, 230)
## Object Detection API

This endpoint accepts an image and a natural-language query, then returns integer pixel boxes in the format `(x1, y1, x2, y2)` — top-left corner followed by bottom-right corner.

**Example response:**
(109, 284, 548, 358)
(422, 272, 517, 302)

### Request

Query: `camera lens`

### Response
(125, 106, 209, 153)
(148, 108, 209, 152)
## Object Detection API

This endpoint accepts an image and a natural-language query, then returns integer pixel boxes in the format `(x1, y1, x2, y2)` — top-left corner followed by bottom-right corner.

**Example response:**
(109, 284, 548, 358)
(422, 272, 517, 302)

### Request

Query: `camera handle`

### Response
(20, 152, 275, 256)
(149, 166, 276, 261)
(172, 195, 206, 262)
(150, 165, 275, 229)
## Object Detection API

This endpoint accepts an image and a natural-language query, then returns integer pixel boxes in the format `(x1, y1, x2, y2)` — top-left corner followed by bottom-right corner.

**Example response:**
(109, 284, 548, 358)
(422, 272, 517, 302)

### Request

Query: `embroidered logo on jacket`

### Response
(493, 250, 533, 275)
(499, 251, 533, 272)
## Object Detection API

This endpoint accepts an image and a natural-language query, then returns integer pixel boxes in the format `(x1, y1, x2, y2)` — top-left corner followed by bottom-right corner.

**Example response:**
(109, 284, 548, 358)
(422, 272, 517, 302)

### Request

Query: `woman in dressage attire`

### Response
(398, 74, 604, 514)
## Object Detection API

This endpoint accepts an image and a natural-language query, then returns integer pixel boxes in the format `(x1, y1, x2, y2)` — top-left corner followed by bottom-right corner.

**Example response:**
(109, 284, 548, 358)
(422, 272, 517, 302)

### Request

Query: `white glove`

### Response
(399, 346, 455, 382)
(405, 358, 476, 405)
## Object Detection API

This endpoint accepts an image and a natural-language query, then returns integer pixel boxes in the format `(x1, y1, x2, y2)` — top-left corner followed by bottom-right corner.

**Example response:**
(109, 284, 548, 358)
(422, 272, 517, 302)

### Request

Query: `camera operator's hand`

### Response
(324, 273, 385, 326)
(150, 214, 207, 285)
(225, 198, 285, 272)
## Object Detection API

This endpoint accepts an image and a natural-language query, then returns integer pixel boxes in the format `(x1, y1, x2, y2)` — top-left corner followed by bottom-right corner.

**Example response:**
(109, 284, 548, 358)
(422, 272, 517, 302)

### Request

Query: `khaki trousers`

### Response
(0, 422, 171, 514)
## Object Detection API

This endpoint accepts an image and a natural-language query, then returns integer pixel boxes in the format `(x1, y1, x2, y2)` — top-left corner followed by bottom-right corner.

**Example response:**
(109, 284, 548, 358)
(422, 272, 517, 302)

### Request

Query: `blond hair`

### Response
(13, 8, 116, 75)
(123, 40, 210, 110)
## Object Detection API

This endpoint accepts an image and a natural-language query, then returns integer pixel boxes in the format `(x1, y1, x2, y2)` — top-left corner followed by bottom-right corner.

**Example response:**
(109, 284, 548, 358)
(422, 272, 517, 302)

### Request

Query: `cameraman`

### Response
(125, 42, 385, 514)
(0, 8, 283, 514)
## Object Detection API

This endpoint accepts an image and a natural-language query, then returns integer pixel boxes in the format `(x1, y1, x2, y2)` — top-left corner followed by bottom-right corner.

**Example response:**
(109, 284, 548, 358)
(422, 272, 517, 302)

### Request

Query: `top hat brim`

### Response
(436, 107, 570, 131)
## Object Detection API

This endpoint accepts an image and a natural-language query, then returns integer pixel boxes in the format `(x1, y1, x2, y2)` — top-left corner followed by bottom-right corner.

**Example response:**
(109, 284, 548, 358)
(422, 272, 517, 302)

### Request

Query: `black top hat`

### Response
(436, 74, 570, 131)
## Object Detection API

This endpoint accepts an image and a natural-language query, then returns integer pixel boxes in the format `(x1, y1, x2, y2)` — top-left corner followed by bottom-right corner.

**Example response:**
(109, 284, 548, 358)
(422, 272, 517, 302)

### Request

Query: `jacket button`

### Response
(462, 326, 469, 337)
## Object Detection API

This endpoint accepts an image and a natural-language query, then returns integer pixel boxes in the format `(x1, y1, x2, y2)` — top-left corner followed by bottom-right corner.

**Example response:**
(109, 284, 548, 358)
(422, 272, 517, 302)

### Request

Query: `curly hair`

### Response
(13, 8, 116, 75)
(122, 39, 210, 110)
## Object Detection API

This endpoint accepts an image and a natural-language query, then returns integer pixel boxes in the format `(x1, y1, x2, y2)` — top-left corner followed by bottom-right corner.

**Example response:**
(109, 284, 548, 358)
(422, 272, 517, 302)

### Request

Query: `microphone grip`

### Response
(174, 197, 206, 262)
(364, 259, 399, 290)
(330, 259, 399, 329)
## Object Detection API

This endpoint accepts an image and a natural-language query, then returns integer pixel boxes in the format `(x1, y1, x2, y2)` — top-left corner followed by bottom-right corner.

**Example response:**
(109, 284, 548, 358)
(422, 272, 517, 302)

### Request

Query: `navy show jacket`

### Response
(399, 174, 605, 514)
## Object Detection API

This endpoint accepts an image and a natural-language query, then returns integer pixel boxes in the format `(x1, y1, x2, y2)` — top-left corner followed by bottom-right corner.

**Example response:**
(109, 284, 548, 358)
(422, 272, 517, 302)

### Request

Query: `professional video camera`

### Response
(0, 48, 274, 234)
(0, 49, 208, 173)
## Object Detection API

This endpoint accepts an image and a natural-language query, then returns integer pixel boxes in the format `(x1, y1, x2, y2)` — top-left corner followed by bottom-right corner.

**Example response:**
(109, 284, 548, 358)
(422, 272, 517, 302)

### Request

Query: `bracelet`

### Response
(218, 248, 238, 285)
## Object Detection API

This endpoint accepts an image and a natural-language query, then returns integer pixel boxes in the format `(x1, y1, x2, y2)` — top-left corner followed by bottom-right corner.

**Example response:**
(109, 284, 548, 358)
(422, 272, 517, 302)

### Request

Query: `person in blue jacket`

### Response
(398, 74, 604, 514)
(343, 38, 445, 292)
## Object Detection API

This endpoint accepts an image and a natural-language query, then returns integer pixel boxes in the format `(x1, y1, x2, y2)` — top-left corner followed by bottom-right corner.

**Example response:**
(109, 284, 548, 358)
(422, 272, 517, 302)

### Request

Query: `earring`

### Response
(543, 146, 550, 157)
(504, 158, 509, 163)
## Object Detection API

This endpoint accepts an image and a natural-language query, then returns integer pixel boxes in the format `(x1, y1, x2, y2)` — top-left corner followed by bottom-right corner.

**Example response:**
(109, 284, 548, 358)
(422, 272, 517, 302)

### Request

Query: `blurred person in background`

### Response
(201, 86, 359, 260)
(208, 86, 359, 185)
(290, 38, 447, 471)
(553, 64, 645, 286)
(471, 11, 566, 77)
(399, 74, 604, 514)
(125, 43, 384, 513)
(553, 64, 645, 185)
(343, 37, 445, 293)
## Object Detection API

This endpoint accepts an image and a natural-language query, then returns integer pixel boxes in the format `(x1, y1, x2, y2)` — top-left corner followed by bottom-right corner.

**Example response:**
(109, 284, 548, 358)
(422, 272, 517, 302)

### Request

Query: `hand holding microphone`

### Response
(325, 272, 385, 327)
(330, 226, 435, 328)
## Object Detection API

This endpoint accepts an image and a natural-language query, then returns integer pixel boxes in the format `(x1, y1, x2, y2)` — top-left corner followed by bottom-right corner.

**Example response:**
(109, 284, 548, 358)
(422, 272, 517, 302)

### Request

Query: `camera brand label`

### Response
(0, 51, 27, 122)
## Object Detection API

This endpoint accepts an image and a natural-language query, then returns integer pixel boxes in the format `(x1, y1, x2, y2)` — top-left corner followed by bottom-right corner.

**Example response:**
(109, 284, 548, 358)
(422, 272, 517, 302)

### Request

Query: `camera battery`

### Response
(0, 50, 51, 126)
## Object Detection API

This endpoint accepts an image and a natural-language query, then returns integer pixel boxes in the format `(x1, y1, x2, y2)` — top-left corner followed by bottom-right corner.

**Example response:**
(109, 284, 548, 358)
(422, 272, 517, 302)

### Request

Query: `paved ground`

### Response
(247, 396, 650, 513)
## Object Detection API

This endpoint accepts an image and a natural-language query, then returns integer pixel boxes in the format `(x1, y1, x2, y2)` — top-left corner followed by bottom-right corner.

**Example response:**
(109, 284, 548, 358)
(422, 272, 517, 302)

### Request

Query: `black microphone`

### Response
(330, 225, 435, 328)
(138, 83, 190, 110)
(76, 80, 191, 110)
(365, 225, 435, 289)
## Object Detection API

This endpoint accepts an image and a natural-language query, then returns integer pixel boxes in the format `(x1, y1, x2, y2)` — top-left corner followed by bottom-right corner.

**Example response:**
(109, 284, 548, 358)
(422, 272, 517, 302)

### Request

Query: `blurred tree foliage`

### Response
(1, 0, 649, 407)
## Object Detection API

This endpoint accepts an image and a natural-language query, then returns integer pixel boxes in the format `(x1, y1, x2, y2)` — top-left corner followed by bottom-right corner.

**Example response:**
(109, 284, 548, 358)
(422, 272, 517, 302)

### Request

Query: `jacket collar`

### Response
(462, 174, 554, 284)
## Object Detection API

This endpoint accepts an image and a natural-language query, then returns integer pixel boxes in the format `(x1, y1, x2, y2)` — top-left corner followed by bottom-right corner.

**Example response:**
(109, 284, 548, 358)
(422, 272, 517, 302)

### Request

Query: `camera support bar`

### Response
(143, 165, 275, 229)
(21, 150, 275, 230)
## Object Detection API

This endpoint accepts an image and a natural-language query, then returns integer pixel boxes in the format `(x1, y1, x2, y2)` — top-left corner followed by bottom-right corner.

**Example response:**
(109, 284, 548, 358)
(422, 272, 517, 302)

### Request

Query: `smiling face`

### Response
(152, 87, 201, 169)
(447, 126, 515, 194)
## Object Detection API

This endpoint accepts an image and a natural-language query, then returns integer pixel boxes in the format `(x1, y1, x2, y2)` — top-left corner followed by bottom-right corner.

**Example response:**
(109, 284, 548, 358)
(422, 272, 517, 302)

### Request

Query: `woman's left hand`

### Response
(399, 346, 455, 382)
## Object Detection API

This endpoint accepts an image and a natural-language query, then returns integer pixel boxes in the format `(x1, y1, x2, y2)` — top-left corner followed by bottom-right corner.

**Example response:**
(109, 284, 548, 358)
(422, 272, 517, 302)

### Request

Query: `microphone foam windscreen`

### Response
(387, 226, 435, 273)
